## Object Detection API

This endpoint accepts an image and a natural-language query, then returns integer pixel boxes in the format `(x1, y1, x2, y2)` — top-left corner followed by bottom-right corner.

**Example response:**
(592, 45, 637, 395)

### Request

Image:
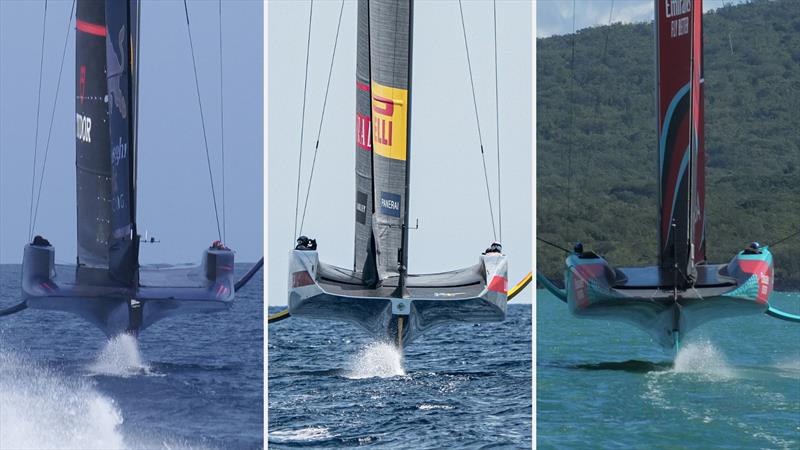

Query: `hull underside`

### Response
(22, 245, 236, 336)
(288, 250, 508, 346)
(565, 249, 773, 348)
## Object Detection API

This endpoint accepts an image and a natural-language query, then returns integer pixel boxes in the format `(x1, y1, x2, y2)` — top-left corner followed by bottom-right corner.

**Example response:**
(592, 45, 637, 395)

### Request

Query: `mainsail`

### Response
(75, 0, 139, 285)
(75, 0, 112, 269)
(353, 0, 378, 285)
(369, 0, 413, 282)
(105, 0, 139, 285)
(656, 0, 705, 285)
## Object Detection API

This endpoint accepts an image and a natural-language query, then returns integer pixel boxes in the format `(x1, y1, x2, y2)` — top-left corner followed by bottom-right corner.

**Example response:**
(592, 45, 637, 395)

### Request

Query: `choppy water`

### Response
(0, 264, 263, 450)
(537, 289, 800, 449)
(268, 304, 532, 448)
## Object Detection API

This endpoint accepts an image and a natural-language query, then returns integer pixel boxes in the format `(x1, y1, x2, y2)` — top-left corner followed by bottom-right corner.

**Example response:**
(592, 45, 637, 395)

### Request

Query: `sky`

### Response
(537, 0, 750, 37)
(268, 1, 532, 306)
(0, 0, 263, 265)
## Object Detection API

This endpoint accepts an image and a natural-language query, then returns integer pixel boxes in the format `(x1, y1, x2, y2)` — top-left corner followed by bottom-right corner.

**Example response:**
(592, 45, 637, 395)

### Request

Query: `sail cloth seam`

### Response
(458, 0, 497, 242)
(293, 0, 314, 243)
(299, 0, 346, 236)
(31, 0, 76, 239)
(183, 0, 222, 242)
(28, 0, 48, 242)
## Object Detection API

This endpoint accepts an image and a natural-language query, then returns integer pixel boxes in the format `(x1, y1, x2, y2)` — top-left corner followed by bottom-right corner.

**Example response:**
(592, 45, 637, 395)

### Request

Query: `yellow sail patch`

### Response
(371, 81, 407, 161)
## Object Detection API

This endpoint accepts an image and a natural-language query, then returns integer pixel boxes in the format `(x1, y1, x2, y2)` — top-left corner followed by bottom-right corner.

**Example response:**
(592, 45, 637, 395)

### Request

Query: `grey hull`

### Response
(288, 250, 508, 346)
(22, 244, 236, 336)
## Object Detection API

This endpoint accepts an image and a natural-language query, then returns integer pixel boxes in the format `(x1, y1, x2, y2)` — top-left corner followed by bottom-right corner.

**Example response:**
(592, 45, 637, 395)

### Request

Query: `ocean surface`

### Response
(537, 289, 800, 449)
(268, 304, 532, 448)
(0, 264, 263, 450)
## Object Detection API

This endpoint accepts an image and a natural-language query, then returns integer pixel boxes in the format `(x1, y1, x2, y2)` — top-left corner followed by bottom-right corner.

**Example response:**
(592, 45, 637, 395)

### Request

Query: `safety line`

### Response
(28, 0, 48, 242)
(31, 0, 76, 237)
(493, 0, 502, 243)
(219, 0, 227, 244)
(293, 0, 314, 243)
(299, 0, 345, 236)
(458, 0, 497, 242)
(184, 0, 222, 241)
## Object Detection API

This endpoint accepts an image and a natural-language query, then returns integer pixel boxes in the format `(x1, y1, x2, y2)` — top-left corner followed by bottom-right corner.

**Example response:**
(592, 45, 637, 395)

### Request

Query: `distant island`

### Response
(537, 0, 800, 290)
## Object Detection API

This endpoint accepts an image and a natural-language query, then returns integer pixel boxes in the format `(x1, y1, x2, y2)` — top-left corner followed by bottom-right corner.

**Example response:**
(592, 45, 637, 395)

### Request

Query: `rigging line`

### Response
(602, 0, 615, 61)
(219, 0, 226, 244)
(537, 236, 571, 254)
(183, 0, 222, 241)
(299, 0, 345, 236)
(567, 0, 577, 243)
(768, 228, 800, 248)
(31, 0, 75, 236)
(28, 0, 48, 242)
(493, 0, 502, 243)
(293, 0, 314, 242)
(458, 0, 497, 242)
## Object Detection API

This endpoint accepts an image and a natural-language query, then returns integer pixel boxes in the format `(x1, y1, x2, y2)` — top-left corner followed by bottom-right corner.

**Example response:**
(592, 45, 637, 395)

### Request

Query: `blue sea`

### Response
(0, 264, 263, 450)
(268, 304, 532, 448)
(537, 289, 800, 449)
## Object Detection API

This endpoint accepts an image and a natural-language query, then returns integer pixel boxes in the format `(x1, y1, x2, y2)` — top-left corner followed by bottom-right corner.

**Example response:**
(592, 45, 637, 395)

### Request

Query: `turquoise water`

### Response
(537, 289, 800, 449)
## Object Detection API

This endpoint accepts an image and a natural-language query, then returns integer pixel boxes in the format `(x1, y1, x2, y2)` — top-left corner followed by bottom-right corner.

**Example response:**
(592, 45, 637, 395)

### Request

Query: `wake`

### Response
(343, 341, 406, 379)
(87, 334, 155, 377)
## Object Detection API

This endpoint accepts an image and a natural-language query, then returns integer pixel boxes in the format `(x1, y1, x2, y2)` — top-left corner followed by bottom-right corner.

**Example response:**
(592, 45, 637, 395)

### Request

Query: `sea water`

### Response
(537, 289, 800, 449)
(268, 304, 533, 448)
(0, 264, 263, 450)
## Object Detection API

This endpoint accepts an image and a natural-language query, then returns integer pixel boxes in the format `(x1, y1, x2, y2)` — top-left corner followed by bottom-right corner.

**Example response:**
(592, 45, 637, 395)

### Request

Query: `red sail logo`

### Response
(79, 65, 86, 104)
(356, 113, 371, 150)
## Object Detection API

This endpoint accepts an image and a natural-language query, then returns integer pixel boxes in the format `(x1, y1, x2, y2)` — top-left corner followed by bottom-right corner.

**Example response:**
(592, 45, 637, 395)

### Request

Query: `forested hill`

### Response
(537, 0, 800, 289)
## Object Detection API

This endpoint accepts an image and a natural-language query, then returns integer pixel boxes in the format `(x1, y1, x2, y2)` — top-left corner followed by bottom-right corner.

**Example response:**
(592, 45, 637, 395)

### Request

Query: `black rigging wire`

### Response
(458, 0, 497, 242)
(768, 228, 800, 248)
(493, 0, 502, 243)
(31, 0, 75, 237)
(183, 0, 222, 242)
(602, 0, 615, 61)
(219, 0, 227, 244)
(299, 0, 345, 236)
(566, 0, 577, 242)
(293, 0, 314, 242)
(28, 0, 48, 242)
(537, 236, 571, 254)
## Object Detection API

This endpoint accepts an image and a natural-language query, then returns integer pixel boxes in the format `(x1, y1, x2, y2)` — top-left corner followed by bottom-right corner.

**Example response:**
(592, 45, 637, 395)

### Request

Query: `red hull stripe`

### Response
(292, 271, 315, 288)
(738, 260, 769, 275)
(76, 19, 106, 37)
(488, 275, 508, 294)
(356, 81, 370, 92)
